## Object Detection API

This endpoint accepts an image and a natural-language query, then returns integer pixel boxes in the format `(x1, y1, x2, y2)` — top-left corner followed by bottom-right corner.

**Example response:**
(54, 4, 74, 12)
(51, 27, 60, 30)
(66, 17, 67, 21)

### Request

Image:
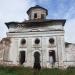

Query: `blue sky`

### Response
(0, 0, 75, 43)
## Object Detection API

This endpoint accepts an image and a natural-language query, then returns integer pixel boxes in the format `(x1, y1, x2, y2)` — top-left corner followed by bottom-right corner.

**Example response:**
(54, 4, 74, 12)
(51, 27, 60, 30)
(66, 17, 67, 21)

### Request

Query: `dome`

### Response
(27, 5, 48, 15)
(27, 5, 48, 20)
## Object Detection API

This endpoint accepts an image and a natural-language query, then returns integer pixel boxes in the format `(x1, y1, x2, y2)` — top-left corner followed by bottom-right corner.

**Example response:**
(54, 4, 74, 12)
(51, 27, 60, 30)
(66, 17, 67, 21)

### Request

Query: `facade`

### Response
(0, 5, 75, 69)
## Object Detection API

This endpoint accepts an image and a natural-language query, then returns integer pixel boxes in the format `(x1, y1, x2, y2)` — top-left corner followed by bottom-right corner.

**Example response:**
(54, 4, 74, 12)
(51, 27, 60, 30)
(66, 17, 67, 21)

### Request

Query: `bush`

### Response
(0, 66, 75, 75)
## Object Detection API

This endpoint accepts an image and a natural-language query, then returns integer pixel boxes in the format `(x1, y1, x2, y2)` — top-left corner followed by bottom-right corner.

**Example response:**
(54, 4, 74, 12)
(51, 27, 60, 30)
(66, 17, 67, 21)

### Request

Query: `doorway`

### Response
(49, 50, 56, 64)
(33, 52, 41, 69)
(19, 51, 25, 65)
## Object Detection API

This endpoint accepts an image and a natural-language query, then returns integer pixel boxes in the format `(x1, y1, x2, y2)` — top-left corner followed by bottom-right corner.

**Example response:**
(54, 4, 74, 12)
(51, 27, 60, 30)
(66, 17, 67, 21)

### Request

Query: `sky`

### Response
(0, 0, 75, 43)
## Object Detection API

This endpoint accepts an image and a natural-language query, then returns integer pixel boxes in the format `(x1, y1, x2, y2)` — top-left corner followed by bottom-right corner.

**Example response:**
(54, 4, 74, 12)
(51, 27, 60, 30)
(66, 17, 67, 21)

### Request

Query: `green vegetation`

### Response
(0, 66, 75, 75)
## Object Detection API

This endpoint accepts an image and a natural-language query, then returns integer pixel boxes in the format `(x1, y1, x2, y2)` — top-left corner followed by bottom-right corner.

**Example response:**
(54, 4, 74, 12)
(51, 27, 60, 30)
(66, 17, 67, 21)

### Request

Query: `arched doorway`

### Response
(33, 51, 41, 69)
(19, 51, 25, 65)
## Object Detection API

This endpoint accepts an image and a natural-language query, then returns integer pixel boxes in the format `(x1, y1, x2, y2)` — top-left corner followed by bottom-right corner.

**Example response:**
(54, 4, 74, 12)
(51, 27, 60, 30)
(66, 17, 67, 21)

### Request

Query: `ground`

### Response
(0, 66, 75, 75)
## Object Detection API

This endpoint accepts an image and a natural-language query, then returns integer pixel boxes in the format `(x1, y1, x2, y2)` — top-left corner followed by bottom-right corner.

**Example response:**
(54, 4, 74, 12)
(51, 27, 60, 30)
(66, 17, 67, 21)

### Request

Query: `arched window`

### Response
(35, 38, 40, 44)
(21, 39, 26, 45)
(49, 38, 54, 44)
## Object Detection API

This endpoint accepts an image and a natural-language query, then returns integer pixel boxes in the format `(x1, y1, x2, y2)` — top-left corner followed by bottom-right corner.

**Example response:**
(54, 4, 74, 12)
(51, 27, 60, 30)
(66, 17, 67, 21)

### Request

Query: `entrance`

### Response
(19, 51, 25, 65)
(33, 52, 41, 70)
(49, 50, 56, 64)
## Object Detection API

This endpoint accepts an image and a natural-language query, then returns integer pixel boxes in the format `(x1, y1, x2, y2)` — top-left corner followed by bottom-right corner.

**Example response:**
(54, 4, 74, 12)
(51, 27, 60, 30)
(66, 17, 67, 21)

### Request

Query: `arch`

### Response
(33, 51, 41, 70)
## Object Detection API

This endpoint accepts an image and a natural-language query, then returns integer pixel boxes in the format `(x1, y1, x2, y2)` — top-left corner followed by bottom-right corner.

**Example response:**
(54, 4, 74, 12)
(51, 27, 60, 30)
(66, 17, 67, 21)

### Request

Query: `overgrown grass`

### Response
(0, 66, 75, 75)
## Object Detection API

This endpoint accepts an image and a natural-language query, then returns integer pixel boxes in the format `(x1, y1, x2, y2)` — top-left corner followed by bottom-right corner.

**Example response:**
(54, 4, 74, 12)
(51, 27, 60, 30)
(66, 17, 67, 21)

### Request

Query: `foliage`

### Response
(0, 66, 75, 75)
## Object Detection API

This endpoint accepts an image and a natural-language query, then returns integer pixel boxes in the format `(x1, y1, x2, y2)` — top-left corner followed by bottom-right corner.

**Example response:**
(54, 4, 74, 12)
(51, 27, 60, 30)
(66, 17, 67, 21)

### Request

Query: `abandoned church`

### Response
(0, 5, 75, 69)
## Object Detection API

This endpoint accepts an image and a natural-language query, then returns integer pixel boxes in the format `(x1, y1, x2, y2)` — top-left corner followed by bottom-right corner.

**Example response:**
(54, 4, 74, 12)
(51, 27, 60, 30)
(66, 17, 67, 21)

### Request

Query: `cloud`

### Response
(46, 0, 75, 19)
(0, 0, 75, 43)
(0, 0, 36, 39)
(64, 6, 75, 19)
(39, 0, 49, 3)
(64, 19, 75, 43)
(0, 0, 36, 21)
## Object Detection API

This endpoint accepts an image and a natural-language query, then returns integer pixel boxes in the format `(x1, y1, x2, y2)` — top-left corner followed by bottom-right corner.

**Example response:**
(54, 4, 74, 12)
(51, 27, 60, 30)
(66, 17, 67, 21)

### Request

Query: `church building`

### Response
(0, 5, 75, 69)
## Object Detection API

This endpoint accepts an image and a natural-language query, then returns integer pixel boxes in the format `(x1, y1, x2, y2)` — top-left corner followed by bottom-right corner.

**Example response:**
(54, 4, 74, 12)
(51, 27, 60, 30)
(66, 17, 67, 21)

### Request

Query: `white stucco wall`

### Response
(7, 25, 65, 68)
(64, 44, 75, 68)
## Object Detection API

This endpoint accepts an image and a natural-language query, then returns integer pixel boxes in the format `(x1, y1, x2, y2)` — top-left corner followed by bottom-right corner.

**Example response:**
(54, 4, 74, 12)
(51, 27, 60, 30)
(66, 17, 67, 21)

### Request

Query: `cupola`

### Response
(27, 5, 48, 20)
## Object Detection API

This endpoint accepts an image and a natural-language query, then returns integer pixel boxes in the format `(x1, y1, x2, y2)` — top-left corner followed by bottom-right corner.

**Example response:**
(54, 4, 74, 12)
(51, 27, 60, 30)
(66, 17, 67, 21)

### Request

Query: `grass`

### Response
(0, 66, 75, 75)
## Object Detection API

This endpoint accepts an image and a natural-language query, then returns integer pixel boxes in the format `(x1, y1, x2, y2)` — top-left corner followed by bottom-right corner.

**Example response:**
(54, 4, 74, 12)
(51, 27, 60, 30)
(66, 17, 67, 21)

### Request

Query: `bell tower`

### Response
(27, 5, 48, 20)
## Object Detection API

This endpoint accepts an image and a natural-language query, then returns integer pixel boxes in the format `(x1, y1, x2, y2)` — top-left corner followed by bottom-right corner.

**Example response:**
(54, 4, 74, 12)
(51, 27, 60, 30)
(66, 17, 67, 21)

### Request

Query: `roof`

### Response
(65, 42, 75, 48)
(5, 19, 66, 29)
(27, 5, 48, 15)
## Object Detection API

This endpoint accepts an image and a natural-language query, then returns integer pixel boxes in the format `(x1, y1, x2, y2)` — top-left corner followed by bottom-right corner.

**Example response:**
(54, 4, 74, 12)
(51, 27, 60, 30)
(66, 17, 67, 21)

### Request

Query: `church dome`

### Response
(27, 5, 48, 20)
